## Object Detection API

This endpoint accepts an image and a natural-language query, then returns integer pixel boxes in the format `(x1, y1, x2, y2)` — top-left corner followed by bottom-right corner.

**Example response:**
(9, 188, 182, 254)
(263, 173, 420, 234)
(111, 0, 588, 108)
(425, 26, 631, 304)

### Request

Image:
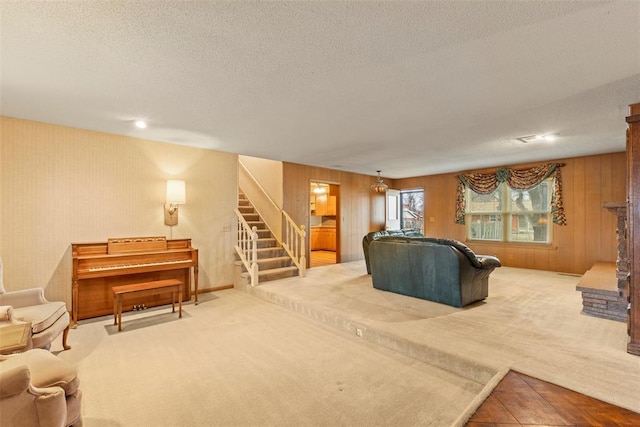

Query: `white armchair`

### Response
(0, 364, 69, 427)
(0, 259, 70, 351)
(0, 349, 82, 426)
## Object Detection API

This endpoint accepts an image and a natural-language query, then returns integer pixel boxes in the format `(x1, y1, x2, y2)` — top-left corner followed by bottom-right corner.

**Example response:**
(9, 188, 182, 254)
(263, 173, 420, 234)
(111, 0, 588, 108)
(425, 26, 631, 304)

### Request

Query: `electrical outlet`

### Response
(356, 328, 363, 338)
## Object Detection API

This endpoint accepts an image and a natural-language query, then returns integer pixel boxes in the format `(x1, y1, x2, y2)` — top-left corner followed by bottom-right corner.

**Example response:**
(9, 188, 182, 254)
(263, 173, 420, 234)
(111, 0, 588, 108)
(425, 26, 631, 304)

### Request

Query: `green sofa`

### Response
(367, 236, 501, 307)
(362, 229, 424, 274)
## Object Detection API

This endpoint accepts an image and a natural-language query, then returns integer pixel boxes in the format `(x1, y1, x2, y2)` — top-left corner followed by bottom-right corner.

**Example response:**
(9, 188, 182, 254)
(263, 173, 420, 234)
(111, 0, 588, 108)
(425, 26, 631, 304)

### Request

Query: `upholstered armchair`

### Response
(0, 258, 70, 351)
(0, 349, 82, 427)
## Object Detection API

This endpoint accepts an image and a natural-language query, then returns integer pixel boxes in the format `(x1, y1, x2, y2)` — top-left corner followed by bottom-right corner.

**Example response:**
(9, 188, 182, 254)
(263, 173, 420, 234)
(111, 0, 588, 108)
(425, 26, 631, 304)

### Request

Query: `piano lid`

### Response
(107, 236, 168, 254)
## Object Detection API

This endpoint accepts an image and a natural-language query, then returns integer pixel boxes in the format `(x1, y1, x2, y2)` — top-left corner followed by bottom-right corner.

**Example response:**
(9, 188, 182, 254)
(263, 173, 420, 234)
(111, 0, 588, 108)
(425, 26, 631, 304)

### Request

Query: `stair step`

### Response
(255, 229, 272, 238)
(257, 256, 293, 269)
(238, 206, 254, 213)
(235, 247, 286, 260)
(258, 266, 299, 281)
(257, 238, 278, 248)
(238, 256, 293, 272)
(246, 221, 266, 229)
(256, 247, 287, 258)
(243, 213, 261, 221)
(239, 228, 271, 238)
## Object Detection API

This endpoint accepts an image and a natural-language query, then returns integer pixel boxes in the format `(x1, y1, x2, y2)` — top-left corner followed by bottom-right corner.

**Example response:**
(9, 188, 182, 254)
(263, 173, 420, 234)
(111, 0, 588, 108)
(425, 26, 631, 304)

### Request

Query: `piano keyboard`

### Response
(85, 259, 189, 272)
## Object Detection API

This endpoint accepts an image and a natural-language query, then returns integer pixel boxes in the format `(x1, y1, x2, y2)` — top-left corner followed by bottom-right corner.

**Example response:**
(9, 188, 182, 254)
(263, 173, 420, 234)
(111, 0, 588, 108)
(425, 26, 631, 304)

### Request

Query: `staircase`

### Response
(235, 193, 299, 286)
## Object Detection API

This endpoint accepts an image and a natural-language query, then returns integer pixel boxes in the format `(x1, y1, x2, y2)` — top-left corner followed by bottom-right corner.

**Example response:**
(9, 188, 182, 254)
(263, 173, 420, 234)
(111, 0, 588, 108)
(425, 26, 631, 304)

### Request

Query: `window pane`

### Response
(509, 182, 551, 212)
(468, 188, 502, 212)
(469, 214, 502, 240)
(509, 214, 550, 242)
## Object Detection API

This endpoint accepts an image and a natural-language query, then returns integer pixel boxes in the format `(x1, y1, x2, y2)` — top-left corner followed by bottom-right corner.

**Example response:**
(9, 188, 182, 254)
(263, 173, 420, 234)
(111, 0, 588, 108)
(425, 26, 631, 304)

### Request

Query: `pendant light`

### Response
(370, 170, 388, 193)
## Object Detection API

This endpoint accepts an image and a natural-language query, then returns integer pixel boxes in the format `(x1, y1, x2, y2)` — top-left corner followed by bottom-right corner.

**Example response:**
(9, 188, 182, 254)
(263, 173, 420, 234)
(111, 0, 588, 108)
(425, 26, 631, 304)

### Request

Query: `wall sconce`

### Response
(164, 180, 186, 226)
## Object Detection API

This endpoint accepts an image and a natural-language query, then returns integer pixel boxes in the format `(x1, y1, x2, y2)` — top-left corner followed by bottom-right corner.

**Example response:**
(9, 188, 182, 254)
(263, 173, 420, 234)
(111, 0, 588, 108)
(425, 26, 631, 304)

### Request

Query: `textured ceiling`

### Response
(1, 1, 639, 178)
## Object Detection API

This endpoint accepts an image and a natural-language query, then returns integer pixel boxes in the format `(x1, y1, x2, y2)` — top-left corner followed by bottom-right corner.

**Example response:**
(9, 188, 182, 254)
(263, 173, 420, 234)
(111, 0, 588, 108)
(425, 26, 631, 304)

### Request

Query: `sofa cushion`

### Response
(11, 302, 68, 335)
(0, 349, 79, 397)
(0, 305, 13, 322)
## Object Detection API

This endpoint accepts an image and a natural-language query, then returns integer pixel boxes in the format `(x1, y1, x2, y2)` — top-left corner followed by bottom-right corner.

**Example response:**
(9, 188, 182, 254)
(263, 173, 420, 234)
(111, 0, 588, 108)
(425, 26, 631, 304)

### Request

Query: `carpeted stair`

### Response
(236, 192, 299, 285)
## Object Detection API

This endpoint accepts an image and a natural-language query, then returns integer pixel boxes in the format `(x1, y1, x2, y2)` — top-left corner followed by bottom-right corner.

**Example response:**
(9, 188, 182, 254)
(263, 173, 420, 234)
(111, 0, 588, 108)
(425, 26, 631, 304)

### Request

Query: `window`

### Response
(467, 179, 553, 243)
(400, 190, 424, 232)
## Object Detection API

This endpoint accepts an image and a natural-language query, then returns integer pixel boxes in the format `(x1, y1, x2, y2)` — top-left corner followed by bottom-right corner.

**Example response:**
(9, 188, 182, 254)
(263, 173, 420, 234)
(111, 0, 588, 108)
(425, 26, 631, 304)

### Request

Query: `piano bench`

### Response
(111, 279, 183, 332)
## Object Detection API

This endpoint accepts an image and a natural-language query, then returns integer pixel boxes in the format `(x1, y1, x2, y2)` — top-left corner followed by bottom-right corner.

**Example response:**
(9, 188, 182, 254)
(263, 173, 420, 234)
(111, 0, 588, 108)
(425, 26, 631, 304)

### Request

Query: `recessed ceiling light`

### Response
(134, 120, 147, 129)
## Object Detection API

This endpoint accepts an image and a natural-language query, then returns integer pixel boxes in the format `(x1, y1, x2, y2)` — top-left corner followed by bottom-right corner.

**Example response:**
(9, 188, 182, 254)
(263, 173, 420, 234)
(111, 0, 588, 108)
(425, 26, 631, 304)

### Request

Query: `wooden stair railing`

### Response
(234, 208, 258, 286)
(238, 160, 306, 283)
(282, 210, 306, 278)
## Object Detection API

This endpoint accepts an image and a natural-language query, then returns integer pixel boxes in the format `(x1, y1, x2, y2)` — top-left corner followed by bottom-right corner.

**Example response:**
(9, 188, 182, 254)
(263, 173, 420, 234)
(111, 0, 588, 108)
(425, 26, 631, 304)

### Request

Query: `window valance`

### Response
(455, 163, 566, 225)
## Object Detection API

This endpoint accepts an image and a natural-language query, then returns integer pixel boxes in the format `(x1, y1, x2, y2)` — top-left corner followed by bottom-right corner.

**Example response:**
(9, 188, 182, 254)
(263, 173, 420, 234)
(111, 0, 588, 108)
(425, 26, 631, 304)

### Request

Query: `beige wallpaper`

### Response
(239, 155, 283, 208)
(0, 117, 238, 308)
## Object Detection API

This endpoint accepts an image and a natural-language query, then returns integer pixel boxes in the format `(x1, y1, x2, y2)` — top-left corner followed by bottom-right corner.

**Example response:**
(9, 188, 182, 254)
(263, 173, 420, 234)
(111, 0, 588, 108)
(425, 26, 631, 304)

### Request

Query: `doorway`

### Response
(400, 189, 424, 233)
(309, 181, 339, 267)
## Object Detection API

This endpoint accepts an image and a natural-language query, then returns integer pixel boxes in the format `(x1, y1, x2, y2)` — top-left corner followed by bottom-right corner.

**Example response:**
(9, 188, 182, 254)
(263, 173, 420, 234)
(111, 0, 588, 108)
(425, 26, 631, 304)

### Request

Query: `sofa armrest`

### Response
(0, 305, 28, 326)
(0, 365, 32, 398)
(0, 288, 48, 308)
(477, 255, 501, 269)
(0, 305, 13, 322)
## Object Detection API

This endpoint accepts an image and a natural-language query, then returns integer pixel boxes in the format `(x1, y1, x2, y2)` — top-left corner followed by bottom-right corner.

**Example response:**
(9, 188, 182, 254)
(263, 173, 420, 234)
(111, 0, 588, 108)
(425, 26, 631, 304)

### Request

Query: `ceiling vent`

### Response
(515, 134, 557, 143)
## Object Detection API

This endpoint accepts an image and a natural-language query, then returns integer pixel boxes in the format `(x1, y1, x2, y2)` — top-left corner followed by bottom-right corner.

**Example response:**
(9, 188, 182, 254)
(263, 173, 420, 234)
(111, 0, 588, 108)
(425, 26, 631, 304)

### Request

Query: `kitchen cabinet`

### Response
(310, 227, 336, 251)
(314, 195, 336, 216)
(326, 196, 336, 216)
(324, 228, 336, 251)
(311, 228, 321, 250)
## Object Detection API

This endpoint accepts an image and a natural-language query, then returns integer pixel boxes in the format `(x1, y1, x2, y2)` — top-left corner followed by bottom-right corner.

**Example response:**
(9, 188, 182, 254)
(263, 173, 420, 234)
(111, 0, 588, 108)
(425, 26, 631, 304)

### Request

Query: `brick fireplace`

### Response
(575, 202, 628, 322)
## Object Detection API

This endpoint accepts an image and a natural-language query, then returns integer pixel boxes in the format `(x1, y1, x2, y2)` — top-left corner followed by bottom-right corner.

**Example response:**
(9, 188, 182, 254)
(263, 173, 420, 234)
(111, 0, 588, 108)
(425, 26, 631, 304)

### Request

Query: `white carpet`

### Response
(57, 287, 486, 426)
(54, 263, 640, 426)
(248, 263, 640, 414)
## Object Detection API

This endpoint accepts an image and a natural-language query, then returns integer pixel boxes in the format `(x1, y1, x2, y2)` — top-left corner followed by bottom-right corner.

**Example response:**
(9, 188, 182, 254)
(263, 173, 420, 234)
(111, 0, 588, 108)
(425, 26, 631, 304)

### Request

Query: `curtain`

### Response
(455, 163, 566, 225)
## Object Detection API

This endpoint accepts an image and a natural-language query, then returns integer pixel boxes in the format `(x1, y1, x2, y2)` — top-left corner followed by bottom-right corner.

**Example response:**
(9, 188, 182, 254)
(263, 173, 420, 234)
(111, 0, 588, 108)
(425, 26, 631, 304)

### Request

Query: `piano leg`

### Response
(194, 265, 199, 305)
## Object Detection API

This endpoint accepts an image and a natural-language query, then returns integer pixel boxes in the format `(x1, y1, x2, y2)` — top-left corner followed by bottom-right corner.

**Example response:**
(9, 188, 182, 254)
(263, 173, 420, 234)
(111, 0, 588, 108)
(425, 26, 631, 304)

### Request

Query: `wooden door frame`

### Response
(308, 179, 340, 267)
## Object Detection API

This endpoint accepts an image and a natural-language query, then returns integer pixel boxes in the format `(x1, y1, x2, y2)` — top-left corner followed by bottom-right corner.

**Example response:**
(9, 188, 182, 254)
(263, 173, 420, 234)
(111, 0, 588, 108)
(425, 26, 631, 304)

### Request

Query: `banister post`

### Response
(299, 225, 306, 277)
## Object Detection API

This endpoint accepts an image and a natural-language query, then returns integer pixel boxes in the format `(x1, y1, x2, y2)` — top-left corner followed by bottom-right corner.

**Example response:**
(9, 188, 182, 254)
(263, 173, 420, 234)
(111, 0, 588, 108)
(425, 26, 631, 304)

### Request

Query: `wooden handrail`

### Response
(282, 210, 306, 278)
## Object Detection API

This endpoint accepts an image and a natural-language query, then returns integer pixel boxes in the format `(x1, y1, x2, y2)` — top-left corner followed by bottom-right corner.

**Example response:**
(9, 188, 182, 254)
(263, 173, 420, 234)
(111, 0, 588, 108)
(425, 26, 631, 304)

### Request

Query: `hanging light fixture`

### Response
(370, 170, 388, 193)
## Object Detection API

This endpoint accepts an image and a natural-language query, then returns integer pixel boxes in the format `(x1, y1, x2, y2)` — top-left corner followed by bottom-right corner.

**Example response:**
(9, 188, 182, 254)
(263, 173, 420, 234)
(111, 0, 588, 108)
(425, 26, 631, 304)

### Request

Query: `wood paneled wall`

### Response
(284, 152, 625, 275)
(283, 163, 387, 264)
(395, 153, 626, 275)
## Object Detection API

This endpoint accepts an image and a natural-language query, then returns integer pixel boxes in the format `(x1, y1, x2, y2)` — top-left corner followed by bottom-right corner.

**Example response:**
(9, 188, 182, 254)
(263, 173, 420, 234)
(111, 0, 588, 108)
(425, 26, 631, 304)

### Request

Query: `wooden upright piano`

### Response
(72, 236, 198, 322)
